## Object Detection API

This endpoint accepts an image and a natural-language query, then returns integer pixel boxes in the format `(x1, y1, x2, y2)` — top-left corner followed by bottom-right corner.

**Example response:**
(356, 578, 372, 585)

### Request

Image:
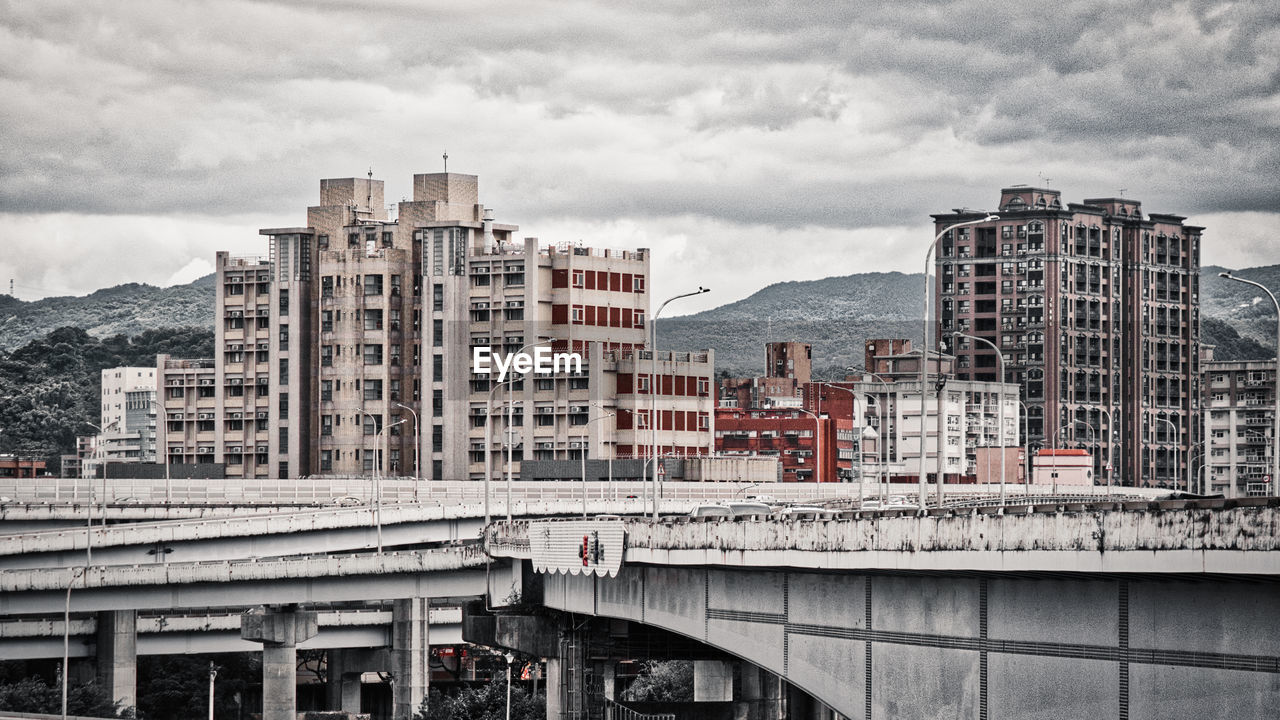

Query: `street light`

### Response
(921, 215, 999, 510)
(484, 378, 518, 526)
(650, 287, 710, 520)
(817, 383, 872, 502)
(847, 366, 892, 501)
(503, 652, 515, 720)
(794, 408, 824, 484)
(1098, 406, 1116, 498)
(506, 338, 556, 522)
(208, 661, 217, 720)
(1219, 271, 1280, 497)
(61, 566, 86, 720)
(394, 402, 419, 499)
(1155, 416, 1178, 492)
(374, 418, 407, 553)
(952, 331, 1008, 506)
(580, 411, 616, 518)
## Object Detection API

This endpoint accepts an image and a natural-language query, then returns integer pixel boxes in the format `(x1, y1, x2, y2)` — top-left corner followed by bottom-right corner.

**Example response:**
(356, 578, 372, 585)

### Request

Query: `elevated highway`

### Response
(481, 499, 1280, 720)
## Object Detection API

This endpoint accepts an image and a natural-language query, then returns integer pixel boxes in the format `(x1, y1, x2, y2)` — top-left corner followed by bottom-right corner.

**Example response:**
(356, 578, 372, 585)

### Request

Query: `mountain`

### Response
(657, 272, 924, 377)
(661, 267, 1277, 375)
(0, 275, 215, 351)
(1, 263, 1273, 378)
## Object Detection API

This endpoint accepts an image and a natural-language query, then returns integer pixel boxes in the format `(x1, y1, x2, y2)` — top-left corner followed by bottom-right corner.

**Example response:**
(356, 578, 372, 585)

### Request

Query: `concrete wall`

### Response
(540, 565, 1280, 720)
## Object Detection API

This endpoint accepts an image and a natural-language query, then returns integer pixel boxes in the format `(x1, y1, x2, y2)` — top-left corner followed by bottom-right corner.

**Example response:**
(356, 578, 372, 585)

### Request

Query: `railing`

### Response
(602, 698, 675, 720)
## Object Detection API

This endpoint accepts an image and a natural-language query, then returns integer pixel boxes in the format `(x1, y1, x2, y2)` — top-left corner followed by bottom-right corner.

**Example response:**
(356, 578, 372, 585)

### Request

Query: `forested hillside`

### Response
(0, 326, 213, 465)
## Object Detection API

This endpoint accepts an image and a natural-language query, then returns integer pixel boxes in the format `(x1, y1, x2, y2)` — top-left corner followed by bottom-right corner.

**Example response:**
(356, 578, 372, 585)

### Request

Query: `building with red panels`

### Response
(0, 456, 46, 478)
(933, 187, 1203, 487)
(611, 349, 716, 459)
(715, 408, 851, 482)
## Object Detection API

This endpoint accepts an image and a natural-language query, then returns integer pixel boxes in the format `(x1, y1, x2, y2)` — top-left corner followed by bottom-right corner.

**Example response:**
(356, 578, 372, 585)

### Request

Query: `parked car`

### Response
(726, 501, 773, 518)
(331, 495, 365, 506)
(689, 504, 732, 517)
(776, 505, 827, 518)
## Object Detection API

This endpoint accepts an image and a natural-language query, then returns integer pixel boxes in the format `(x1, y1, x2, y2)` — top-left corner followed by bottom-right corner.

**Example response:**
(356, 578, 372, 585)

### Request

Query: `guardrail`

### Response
(0, 479, 1168, 507)
(602, 698, 676, 720)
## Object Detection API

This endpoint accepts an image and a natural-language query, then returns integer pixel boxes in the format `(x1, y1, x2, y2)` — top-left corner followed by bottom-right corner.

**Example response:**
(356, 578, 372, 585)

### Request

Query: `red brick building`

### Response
(934, 187, 1202, 487)
(714, 408, 852, 482)
(0, 456, 47, 478)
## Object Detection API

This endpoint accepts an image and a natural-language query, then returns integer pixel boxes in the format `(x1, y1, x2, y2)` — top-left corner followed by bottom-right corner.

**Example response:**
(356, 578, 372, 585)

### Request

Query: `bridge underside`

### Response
(536, 564, 1280, 719)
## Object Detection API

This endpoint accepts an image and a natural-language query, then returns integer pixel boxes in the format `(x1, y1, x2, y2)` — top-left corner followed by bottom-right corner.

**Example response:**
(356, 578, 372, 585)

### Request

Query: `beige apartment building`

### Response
(159, 171, 714, 480)
(1203, 359, 1277, 496)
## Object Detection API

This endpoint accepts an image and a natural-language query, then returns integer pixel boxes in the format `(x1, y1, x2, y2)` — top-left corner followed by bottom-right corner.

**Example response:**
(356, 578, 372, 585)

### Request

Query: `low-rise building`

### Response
(715, 408, 852, 483)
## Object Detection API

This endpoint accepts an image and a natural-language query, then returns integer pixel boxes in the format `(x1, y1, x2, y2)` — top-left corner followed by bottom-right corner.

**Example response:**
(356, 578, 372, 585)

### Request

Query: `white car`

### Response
(331, 496, 365, 506)
(689, 504, 732, 517)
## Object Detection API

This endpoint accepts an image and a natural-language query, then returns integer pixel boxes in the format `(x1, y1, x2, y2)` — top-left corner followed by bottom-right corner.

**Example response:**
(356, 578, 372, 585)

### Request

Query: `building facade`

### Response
(158, 171, 714, 480)
(1203, 359, 1276, 497)
(805, 342, 1021, 484)
(933, 187, 1203, 487)
(715, 409, 851, 483)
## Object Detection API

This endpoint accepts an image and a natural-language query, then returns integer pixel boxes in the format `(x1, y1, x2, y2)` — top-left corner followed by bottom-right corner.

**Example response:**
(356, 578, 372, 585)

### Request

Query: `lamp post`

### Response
(1155, 416, 1179, 492)
(503, 652, 515, 720)
(484, 379, 517, 527)
(921, 215, 999, 511)
(374, 418, 407, 553)
(794, 408, 824, 484)
(848, 366, 892, 501)
(360, 408, 379, 500)
(818, 383, 870, 502)
(61, 566, 86, 720)
(580, 411, 616, 518)
(506, 338, 556, 522)
(1098, 406, 1116, 498)
(650, 288, 710, 520)
(1219, 272, 1280, 497)
(208, 661, 217, 720)
(952, 331, 1008, 506)
(394, 402, 419, 500)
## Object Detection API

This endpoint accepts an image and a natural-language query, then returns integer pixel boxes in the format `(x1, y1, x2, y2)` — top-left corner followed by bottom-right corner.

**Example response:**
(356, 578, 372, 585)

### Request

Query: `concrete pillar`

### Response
(600, 660, 619, 702)
(694, 660, 733, 702)
(241, 606, 317, 720)
(326, 650, 363, 714)
(95, 609, 136, 711)
(391, 598, 430, 720)
(737, 663, 783, 720)
(546, 657, 564, 720)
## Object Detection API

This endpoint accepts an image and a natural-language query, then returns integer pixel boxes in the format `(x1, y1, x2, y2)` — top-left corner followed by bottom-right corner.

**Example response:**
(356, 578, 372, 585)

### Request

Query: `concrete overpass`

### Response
(480, 498, 1280, 720)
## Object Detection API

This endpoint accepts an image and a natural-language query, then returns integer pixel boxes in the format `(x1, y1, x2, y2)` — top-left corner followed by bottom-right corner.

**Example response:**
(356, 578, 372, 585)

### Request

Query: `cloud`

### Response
(2, 0, 1279, 301)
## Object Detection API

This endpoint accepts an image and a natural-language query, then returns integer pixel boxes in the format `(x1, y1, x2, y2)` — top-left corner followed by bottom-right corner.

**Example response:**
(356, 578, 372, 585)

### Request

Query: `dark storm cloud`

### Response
(1, 0, 1278, 306)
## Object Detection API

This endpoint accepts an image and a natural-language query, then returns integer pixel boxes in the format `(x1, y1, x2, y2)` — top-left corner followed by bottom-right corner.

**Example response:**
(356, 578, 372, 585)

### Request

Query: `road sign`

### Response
(657, 462, 666, 478)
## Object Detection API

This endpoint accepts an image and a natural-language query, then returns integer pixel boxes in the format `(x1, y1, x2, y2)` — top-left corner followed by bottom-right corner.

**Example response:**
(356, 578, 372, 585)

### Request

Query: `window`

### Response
(364, 344, 383, 365)
(321, 415, 332, 436)
(320, 450, 332, 472)
(364, 274, 383, 296)
(321, 380, 333, 401)
(632, 275, 645, 293)
(278, 325, 289, 351)
(634, 310, 645, 328)
(364, 309, 383, 331)
(321, 345, 333, 367)
(364, 380, 384, 401)
(572, 270, 585, 288)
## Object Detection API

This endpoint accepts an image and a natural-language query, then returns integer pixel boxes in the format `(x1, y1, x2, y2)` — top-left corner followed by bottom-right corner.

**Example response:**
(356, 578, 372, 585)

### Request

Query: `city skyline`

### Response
(3, 1, 1279, 314)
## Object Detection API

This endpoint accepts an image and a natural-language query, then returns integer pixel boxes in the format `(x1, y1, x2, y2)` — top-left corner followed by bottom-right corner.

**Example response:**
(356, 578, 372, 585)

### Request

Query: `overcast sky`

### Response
(3, 0, 1278, 314)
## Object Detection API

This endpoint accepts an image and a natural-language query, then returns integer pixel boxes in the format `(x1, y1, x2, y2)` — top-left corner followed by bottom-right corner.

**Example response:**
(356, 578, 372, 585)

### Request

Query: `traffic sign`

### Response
(657, 462, 666, 477)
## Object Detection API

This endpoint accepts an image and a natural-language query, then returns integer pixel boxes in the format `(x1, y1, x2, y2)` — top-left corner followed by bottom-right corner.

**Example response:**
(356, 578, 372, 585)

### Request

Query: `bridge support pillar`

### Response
(241, 605, 317, 720)
(694, 660, 733, 702)
(325, 650, 363, 714)
(392, 597, 429, 720)
(95, 609, 136, 712)
(737, 664, 783, 720)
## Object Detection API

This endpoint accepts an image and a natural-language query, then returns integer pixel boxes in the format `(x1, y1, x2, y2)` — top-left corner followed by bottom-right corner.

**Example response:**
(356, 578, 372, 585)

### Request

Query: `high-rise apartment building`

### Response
(81, 367, 158, 476)
(933, 187, 1202, 487)
(1203, 358, 1276, 497)
(159, 171, 714, 480)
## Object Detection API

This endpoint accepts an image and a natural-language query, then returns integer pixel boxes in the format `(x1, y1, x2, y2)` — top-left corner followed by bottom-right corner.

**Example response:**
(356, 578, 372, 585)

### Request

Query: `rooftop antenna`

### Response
(443, 151, 448, 173)
(367, 167, 373, 213)
(1119, 188, 1128, 197)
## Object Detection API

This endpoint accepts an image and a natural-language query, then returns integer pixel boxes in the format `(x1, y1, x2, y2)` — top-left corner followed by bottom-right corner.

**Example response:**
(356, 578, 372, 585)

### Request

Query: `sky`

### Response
(2, 0, 1278, 315)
